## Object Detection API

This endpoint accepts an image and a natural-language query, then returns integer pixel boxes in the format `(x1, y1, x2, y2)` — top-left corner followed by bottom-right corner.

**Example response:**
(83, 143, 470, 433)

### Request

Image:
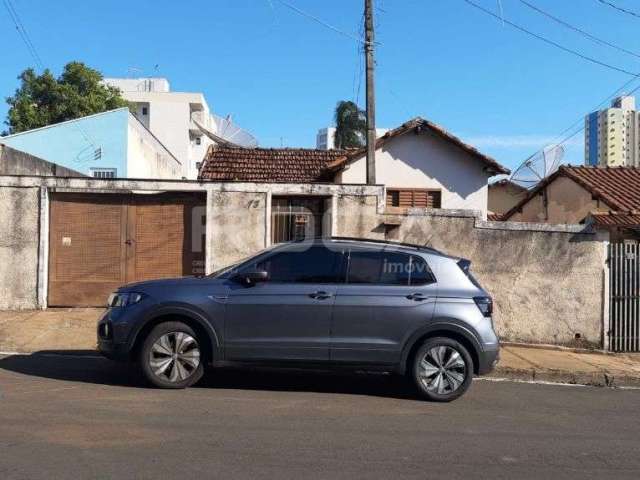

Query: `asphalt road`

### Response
(0, 353, 639, 480)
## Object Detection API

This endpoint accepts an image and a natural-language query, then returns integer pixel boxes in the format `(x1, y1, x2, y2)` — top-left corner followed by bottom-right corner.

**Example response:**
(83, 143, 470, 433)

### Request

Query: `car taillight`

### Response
(474, 296, 493, 317)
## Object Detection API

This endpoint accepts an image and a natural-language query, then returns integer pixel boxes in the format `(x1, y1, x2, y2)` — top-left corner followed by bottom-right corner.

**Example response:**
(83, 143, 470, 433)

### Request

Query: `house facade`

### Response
(488, 179, 527, 217)
(201, 118, 510, 222)
(501, 165, 640, 240)
(0, 108, 182, 180)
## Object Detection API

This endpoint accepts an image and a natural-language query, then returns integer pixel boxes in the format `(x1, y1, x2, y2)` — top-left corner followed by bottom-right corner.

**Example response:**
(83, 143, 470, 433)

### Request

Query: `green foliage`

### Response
(4, 62, 129, 134)
(334, 100, 366, 149)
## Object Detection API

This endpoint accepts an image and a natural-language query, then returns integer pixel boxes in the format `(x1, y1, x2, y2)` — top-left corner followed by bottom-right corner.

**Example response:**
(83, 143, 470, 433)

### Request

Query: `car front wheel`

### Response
(140, 321, 204, 389)
(412, 337, 473, 402)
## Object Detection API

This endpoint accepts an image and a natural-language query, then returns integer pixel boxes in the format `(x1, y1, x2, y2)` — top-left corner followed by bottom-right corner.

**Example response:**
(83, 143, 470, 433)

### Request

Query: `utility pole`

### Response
(364, 0, 376, 185)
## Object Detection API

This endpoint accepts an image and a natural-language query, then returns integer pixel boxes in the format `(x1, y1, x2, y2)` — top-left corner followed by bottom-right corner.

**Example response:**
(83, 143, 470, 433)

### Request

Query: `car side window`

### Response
(346, 250, 413, 285)
(251, 246, 343, 283)
(409, 255, 436, 285)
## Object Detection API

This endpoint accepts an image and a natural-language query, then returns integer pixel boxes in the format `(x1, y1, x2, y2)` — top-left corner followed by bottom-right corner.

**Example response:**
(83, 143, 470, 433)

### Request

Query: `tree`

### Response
(4, 62, 129, 134)
(334, 100, 366, 149)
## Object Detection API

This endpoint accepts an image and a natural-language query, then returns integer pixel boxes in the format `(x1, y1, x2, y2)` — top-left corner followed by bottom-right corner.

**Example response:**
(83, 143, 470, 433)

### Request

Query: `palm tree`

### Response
(334, 100, 366, 149)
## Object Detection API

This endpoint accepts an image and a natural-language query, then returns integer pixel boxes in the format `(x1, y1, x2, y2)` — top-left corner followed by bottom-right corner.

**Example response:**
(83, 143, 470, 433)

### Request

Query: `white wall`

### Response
(337, 131, 491, 217)
(126, 117, 182, 179)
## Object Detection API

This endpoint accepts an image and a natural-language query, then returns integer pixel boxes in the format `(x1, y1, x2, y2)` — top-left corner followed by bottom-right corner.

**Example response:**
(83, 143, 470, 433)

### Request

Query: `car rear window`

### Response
(346, 250, 435, 285)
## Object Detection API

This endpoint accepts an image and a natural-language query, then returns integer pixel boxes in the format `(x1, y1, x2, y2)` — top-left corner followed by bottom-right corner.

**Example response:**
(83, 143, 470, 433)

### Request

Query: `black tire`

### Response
(411, 337, 473, 402)
(139, 321, 204, 389)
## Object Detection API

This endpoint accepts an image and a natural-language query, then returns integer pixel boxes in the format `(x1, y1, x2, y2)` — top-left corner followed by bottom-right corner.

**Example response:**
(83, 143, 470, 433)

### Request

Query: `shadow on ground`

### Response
(0, 351, 420, 400)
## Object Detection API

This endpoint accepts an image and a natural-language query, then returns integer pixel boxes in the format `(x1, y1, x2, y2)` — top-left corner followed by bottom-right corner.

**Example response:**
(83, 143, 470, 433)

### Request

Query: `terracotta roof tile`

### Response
(590, 211, 640, 227)
(198, 146, 348, 183)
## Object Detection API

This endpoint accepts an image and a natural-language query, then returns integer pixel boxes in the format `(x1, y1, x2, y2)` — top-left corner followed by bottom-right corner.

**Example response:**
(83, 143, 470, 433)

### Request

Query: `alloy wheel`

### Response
(149, 332, 201, 383)
(418, 345, 466, 395)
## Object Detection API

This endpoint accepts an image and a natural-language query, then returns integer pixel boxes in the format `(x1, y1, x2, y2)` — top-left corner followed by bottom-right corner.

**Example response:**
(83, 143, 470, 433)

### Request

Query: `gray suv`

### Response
(98, 238, 499, 402)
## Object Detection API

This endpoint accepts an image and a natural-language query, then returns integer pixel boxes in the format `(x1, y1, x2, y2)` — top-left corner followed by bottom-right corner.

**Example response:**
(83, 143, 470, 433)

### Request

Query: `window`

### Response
(142, 107, 148, 115)
(195, 137, 201, 145)
(90, 168, 117, 179)
(386, 188, 441, 209)
(408, 255, 436, 285)
(247, 246, 343, 283)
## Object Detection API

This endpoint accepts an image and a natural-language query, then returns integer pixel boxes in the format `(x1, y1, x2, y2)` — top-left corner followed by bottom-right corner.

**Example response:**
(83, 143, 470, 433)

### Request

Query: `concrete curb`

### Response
(491, 366, 640, 389)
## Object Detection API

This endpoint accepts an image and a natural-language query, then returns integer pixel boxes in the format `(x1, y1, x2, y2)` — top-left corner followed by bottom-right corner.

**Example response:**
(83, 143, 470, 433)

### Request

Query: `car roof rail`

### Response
(295, 236, 442, 255)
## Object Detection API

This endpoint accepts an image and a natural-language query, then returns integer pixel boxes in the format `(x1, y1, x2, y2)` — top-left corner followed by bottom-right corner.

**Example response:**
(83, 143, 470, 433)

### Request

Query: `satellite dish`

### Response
(510, 144, 564, 189)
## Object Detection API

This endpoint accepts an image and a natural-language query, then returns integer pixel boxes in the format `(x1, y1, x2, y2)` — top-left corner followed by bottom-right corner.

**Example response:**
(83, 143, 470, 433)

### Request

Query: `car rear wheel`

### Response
(140, 321, 204, 389)
(412, 337, 473, 402)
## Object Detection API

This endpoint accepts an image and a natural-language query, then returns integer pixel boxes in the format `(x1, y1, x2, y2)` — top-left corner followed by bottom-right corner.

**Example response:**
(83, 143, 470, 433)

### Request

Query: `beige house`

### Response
(488, 179, 527, 217)
(501, 165, 640, 239)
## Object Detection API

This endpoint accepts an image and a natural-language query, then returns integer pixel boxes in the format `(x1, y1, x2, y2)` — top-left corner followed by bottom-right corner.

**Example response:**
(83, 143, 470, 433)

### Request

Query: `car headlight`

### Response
(107, 292, 144, 308)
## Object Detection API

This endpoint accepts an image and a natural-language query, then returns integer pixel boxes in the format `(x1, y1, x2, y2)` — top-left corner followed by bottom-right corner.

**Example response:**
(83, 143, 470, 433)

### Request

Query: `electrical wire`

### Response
(519, 0, 640, 60)
(462, 0, 638, 76)
(275, 0, 374, 45)
(3, 0, 44, 70)
(595, 0, 640, 19)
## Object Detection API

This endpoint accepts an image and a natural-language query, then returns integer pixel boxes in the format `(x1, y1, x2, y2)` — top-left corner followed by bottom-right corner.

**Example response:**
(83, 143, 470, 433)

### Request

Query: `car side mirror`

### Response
(233, 270, 269, 286)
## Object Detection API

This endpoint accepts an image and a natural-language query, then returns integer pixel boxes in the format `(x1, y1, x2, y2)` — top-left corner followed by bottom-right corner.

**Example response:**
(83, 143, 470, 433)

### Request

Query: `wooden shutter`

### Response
(386, 189, 442, 209)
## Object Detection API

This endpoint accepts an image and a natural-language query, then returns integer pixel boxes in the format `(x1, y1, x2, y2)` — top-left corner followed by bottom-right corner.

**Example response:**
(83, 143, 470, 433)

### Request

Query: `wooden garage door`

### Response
(49, 193, 206, 307)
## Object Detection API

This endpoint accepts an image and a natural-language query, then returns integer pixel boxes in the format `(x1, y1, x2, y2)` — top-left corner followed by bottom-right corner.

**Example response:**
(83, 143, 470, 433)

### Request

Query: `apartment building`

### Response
(104, 77, 257, 179)
(585, 95, 640, 167)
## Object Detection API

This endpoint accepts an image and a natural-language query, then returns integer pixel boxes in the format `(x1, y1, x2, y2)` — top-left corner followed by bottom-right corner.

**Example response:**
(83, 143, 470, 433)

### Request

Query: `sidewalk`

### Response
(1, 308, 640, 387)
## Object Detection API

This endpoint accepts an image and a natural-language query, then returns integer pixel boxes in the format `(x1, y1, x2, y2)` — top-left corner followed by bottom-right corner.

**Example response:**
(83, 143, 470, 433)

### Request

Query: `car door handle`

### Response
(406, 293, 429, 301)
(309, 291, 333, 300)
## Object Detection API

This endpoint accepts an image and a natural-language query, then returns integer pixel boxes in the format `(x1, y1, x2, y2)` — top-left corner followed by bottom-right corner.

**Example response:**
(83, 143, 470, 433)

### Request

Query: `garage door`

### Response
(48, 192, 206, 307)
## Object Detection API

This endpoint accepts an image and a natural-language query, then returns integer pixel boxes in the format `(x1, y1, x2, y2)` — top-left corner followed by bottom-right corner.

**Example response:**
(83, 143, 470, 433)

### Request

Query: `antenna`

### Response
(510, 144, 565, 189)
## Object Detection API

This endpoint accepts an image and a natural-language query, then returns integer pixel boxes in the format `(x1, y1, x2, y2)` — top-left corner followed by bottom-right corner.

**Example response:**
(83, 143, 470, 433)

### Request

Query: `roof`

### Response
(489, 178, 527, 191)
(328, 117, 510, 175)
(198, 146, 348, 183)
(502, 165, 640, 220)
(589, 211, 640, 227)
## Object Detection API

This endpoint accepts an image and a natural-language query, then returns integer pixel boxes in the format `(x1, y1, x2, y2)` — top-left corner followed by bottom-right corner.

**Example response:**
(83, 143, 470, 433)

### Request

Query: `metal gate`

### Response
(49, 192, 206, 307)
(609, 241, 640, 352)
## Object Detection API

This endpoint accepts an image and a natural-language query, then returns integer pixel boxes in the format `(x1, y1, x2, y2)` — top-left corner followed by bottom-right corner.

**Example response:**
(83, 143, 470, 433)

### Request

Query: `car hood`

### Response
(118, 276, 222, 291)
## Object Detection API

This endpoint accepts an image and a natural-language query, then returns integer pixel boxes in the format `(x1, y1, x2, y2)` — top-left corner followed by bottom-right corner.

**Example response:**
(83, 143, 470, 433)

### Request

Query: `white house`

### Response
(103, 77, 258, 179)
(332, 118, 510, 217)
(199, 117, 509, 219)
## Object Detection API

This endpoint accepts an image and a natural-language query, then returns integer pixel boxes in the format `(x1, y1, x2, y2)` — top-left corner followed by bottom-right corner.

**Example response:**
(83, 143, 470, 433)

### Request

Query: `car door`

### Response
(330, 247, 437, 365)
(224, 244, 345, 362)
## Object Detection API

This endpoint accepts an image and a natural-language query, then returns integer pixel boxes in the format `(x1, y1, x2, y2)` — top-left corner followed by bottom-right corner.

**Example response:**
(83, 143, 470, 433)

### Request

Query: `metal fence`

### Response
(609, 241, 640, 352)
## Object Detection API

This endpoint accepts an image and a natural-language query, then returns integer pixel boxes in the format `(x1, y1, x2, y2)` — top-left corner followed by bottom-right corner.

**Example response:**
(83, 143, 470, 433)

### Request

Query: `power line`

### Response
(519, 0, 640, 60)
(462, 0, 638, 76)
(518, 76, 640, 168)
(275, 0, 374, 45)
(595, 0, 640, 19)
(3, 0, 44, 70)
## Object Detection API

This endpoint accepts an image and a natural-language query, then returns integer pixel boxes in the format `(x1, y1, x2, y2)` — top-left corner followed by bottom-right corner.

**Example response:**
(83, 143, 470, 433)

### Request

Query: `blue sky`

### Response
(2, 0, 640, 172)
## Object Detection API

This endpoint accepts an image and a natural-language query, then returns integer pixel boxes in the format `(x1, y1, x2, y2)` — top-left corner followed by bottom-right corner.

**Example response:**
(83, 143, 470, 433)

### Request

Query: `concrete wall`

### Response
(509, 176, 609, 224)
(0, 145, 85, 177)
(207, 190, 268, 271)
(336, 131, 492, 218)
(337, 194, 608, 347)
(0, 187, 40, 309)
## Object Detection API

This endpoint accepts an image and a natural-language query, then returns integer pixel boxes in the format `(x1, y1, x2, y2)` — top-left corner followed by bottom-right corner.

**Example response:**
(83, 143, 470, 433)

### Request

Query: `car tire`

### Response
(139, 321, 204, 389)
(411, 337, 473, 402)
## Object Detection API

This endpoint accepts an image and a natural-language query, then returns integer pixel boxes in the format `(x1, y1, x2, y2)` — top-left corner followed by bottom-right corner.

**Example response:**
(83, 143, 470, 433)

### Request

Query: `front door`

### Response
(330, 248, 437, 365)
(224, 244, 345, 361)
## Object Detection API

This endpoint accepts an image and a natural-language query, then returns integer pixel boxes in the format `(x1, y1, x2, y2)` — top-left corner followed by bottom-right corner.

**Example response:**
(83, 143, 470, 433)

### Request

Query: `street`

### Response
(0, 353, 639, 480)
